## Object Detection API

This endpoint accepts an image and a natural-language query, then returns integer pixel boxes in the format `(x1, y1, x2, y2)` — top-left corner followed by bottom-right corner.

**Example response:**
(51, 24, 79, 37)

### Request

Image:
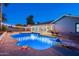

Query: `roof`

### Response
(26, 14, 79, 26)
(38, 20, 53, 24)
(31, 20, 54, 25)
(51, 14, 79, 24)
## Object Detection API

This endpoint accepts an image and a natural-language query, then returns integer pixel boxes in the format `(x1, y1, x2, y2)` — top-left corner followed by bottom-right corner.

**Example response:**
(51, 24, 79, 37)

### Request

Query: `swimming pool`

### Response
(11, 33, 61, 50)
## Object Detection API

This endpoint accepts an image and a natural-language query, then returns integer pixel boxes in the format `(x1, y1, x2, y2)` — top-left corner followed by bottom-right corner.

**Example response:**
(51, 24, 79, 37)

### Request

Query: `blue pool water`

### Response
(11, 33, 61, 50)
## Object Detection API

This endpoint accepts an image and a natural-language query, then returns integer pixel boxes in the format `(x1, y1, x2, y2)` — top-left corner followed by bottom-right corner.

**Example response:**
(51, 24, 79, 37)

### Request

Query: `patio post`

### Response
(53, 24, 56, 34)
(46, 25, 48, 32)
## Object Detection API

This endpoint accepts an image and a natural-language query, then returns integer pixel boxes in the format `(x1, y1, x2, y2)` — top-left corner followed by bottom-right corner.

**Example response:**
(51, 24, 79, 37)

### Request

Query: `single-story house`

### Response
(52, 14, 79, 43)
(31, 24, 53, 33)
(25, 14, 79, 37)
(25, 23, 55, 33)
(25, 21, 55, 36)
(51, 14, 79, 34)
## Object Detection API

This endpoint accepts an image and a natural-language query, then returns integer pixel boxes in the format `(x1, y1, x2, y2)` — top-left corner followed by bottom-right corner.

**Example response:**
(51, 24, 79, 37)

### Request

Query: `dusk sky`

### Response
(2, 3, 79, 25)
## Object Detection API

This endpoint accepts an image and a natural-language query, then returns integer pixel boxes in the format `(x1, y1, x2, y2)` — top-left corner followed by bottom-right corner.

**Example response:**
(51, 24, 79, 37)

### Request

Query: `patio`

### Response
(0, 32, 79, 56)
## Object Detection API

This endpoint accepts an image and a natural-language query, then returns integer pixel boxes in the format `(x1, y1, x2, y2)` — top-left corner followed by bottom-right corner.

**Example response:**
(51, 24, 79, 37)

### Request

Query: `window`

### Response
(47, 26, 51, 30)
(76, 23, 79, 32)
(33, 26, 38, 32)
(42, 26, 46, 32)
(35, 27, 38, 32)
(32, 27, 34, 31)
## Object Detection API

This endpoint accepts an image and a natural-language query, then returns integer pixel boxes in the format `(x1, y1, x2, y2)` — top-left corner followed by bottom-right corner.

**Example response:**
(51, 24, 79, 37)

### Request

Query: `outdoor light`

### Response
(16, 34, 53, 45)
(31, 34, 37, 40)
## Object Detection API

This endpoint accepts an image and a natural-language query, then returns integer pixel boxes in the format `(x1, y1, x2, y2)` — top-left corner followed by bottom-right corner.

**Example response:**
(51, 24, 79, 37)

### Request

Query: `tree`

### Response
(26, 15, 35, 25)
(2, 25, 8, 31)
(16, 24, 23, 26)
(2, 3, 9, 22)
(0, 3, 9, 30)
(15, 24, 23, 31)
(0, 3, 2, 30)
(2, 13, 7, 22)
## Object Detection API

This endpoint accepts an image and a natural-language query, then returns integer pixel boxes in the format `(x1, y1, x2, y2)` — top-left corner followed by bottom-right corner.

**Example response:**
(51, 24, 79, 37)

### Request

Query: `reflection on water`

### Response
(11, 33, 60, 50)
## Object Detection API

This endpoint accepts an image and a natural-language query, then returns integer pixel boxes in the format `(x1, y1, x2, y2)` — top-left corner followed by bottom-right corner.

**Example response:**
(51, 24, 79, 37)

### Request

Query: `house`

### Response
(25, 14, 79, 37)
(25, 21, 55, 36)
(31, 24, 53, 33)
(26, 23, 55, 33)
(51, 15, 79, 34)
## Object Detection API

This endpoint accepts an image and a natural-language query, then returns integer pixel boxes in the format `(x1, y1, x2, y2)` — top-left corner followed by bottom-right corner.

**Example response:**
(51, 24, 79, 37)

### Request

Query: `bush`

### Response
(2, 26, 8, 31)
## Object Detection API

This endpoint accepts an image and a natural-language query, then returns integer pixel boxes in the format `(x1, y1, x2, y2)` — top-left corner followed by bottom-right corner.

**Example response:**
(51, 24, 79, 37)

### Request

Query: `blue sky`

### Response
(2, 3, 79, 25)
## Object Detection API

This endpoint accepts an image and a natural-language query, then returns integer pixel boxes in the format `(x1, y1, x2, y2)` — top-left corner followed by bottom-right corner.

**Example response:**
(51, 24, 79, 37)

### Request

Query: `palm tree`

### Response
(0, 3, 9, 30)
(0, 3, 2, 30)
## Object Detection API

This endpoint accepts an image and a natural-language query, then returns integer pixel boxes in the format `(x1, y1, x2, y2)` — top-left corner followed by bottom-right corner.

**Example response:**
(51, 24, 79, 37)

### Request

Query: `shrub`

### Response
(2, 25, 8, 31)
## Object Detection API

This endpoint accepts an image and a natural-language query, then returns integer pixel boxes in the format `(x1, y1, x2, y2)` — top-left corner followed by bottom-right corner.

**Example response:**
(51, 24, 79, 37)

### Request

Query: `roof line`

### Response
(51, 14, 66, 23)
(51, 14, 79, 23)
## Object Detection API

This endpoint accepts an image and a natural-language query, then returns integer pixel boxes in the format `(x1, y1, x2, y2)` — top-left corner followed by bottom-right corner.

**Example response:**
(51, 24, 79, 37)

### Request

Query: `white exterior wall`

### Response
(31, 24, 54, 33)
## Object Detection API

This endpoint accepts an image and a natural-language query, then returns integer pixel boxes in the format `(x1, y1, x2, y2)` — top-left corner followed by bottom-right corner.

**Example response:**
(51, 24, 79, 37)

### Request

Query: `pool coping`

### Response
(0, 31, 7, 40)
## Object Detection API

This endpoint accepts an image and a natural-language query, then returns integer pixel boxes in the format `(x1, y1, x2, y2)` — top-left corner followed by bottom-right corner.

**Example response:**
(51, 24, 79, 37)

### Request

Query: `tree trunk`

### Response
(0, 3, 2, 31)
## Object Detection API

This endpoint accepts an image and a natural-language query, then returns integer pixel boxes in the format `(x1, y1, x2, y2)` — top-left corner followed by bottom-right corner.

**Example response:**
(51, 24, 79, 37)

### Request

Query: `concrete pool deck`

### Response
(0, 32, 79, 56)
